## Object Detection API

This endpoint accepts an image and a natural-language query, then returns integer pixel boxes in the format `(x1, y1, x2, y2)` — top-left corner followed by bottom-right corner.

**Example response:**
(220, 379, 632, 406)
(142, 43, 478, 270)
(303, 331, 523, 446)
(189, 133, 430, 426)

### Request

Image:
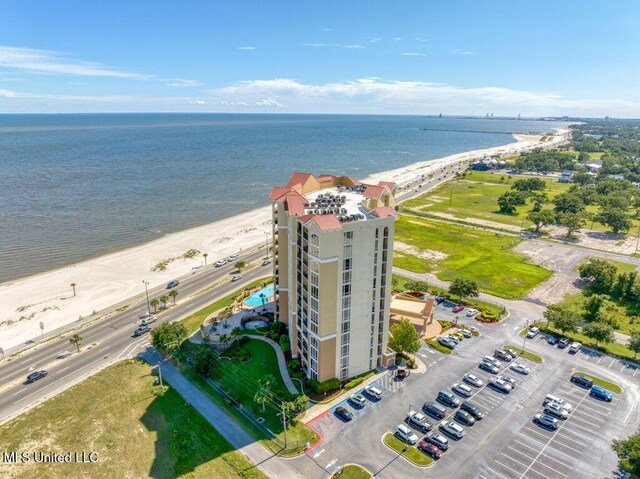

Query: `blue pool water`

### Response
(245, 284, 275, 307)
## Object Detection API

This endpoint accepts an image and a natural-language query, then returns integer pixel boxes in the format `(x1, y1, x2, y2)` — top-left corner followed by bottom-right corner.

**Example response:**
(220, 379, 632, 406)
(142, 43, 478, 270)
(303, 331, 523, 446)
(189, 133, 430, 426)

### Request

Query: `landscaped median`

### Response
(331, 464, 372, 479)
(504, 345, 544, 363)
(575, 371, 624, 394)
(382, 433, 433, 468)
(425, 338, 452, 354)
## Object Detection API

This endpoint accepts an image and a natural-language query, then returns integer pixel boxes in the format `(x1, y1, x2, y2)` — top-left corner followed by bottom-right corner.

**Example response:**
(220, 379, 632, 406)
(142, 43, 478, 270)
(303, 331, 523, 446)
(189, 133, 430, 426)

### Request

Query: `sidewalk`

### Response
(141, 348, 305, 479)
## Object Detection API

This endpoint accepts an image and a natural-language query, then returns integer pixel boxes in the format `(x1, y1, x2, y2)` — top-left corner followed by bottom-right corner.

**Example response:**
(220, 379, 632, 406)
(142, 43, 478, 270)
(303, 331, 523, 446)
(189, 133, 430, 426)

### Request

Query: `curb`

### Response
(330, 463, 374, 478)
(380, 433, 434, 469)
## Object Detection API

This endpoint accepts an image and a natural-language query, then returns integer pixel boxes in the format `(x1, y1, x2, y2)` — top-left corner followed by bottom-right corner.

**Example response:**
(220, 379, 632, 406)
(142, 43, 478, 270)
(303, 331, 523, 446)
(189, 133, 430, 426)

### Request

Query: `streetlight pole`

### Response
(265, 232, 269, 259)
(404, 403, 412, 452)
(522, 319, 529, 354)
(143, 280, 151, 316)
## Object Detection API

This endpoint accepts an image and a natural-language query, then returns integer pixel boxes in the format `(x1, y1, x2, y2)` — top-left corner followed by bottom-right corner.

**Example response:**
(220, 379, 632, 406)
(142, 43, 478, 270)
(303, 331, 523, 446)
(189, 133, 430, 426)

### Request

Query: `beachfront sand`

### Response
(0, 129, 569, 353)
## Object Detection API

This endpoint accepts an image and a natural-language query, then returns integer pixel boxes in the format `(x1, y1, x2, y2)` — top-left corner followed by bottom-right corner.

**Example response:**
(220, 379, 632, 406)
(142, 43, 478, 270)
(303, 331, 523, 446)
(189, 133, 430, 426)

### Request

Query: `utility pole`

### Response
(143, 280, 151, 316)
(519, 215, 526, 238)
(281, 402, 288, 449)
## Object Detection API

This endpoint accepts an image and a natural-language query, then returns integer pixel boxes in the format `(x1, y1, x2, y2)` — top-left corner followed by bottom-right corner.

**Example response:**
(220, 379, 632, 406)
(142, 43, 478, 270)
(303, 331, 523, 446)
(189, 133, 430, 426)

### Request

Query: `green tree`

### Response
(219, 333, 230, 348)
(254, 374, 275, 412)
(582, 322, 614, 346)
(282, 395, 309, 420)
(69, 333, 83, 352)
(527, 209, 556, 233)
(168, 289, 179, 305)
(388, 318, 421, 355)
(553, 192, 585, 215)
(629, 332, 640, 359)
(448, 278, 479, 303)
(159, 294, 170, 309)
(235, 260, 246, 271)
(584, 294, 606, 322)
(193, 345, 218, 377)
(529, 191, 548, 212)
(544, 306, 579, 334)
(612, 431, 640, 478)
(150, 298, 159, 313)
(572, 171, 594, 186)
(558, 212, 586, 238)
(577, 152, 590, 162)
(498, 191, 527, 214)
(512, 177, 546, 192)
(578, 259, 617, 294)
(150, 322, 187, 354)
(595, 207, 633, 234)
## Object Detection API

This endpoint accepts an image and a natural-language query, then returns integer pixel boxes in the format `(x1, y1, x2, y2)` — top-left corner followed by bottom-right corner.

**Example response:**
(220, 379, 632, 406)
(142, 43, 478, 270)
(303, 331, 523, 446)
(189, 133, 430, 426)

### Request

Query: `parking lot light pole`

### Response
(404, 403, 412, 451)
(143, 280, 151, 316)
(522, 319, 529, 354)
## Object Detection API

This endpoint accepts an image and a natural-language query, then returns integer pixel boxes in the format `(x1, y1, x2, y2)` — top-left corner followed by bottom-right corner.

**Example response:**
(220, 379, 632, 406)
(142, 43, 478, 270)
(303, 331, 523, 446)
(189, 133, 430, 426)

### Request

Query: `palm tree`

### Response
(159, 295, 169, 309)
(69, 334, 83, 352)
(70, 282, 77, 297)
(235, 260, 246, 271)
(219, 333, 229, 348)
(230, 326, 243, 343)
(259, 293, 267, 308)
(168, 289, 179, 305)
(254, 374, 275, 412)
(203, 252, 208, 266)
(150, 298, 159, 313)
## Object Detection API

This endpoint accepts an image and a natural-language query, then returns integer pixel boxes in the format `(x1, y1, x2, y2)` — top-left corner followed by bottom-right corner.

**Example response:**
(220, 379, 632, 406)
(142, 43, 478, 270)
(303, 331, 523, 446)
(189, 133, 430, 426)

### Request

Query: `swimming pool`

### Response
(245, 284, 274, 307)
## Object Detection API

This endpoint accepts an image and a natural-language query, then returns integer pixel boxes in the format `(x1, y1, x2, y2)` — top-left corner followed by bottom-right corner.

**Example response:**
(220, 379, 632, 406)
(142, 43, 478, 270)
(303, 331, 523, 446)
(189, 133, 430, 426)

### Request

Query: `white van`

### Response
(395, 424, 419, 445)
(363, 384, 383, 400)
(569, 342, 582, 354)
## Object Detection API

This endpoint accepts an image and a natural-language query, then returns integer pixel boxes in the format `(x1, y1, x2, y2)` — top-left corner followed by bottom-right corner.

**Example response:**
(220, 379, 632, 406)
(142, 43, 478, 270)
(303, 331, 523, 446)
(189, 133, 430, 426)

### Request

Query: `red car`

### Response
(452, 304, 465, 313)
(418, 440, 442, 458)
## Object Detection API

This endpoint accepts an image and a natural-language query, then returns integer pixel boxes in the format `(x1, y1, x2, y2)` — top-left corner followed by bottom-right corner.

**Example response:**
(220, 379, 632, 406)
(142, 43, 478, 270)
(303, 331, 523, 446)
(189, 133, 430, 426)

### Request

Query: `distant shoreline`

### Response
(0, 128, 570, 352)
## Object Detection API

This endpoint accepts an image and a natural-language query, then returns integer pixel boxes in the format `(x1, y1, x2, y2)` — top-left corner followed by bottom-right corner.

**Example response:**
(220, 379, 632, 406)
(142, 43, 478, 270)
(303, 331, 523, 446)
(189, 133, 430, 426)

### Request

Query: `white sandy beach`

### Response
(0, 129, 569, 353)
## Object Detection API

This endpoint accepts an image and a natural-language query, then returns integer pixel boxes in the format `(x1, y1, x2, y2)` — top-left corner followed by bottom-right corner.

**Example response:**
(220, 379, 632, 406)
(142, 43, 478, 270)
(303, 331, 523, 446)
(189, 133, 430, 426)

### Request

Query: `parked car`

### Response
(230, 274, 242, 282)
(558, 338, 570, 349)
(435, 296, 445, 304)
(570, 374, 594, 389)
(510, 362, 530, 375)
(407, 410, 433, 432)
(417, 440, 442, 459)
(437, 390, 461, 408)
(544, 403, 569, 419)
(463, 373, 483, 388)
(465, 308, 478, 317)
(348, 394, 367, 408)
(543, 395, 573, 412)
(452, 383, 473, 398)
(215, 259, 227, 267)
(228, 254, 239, 261)
(534, 413, 559, 431)
(460, 401, 484, 420)
(395, 424, 419, 445)
(454, 410, 476, 426)
(261, 259, 271, 266)
(495, 349, 513, 361)
(334, 406, 353, 421)
(504, 348, 518, 359)
(363, 385, 382, 400)
(569, 342, 582, 354)
(547, 335, 559, 345)
(26, 370, 48, 383)
(452, 304, 465, 313)
(426, 431, 449, 451)
(423, 401, 447, 419)
(483, 355, 501, 367)
(133, 324, 151, 337)
(460, 329, 473, 338)
(437, 336, 457, 349)
(499, 375, 516, 389)
(439, 421, 465, 439)
(488, 379, 512, 394)
(166, 280, 179, 289)
(526, 326, 540, 339)
(590, 386, 613, 402)
(479, 361, 499, 374)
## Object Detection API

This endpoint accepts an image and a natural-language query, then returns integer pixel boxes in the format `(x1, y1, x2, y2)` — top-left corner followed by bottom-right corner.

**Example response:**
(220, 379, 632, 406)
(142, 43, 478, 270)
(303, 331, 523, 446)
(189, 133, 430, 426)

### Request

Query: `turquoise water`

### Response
(245, 284, 275, 307)
(0, 114, 571, 283)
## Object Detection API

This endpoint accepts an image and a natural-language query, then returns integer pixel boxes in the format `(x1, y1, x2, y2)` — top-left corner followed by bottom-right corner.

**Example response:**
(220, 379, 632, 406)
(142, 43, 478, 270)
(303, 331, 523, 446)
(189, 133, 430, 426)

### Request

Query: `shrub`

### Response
(237, 335, 250, 345)
(281, 341, 291, 353)
(439, 320, 453, 332)
(279, 334, 289, 345)
(407, 358, 416, 368)
(395, 355, 404, 365)
(308, 377, 340, 393)
(344, 377, 365, 390)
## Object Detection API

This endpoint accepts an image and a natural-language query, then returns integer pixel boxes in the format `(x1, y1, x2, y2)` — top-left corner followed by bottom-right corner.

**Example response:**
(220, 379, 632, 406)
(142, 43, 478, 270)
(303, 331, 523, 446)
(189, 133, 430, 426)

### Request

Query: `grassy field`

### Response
(332, 464, 372, 479)
(574, 257, 639, 275)
(393, 215, 552, 299)
(557, 292, 640, 336)
(574, 371, 623, 394)
(179, 276, 271, 334)
(0, 359, 266, 479)
(382, 433, 432, 467)
(504, 345, 544, 363)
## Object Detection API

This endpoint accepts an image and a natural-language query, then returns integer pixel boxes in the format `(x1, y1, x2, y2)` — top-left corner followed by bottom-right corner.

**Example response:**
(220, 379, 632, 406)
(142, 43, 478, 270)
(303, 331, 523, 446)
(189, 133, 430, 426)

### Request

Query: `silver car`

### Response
(439, 421, 465, 439)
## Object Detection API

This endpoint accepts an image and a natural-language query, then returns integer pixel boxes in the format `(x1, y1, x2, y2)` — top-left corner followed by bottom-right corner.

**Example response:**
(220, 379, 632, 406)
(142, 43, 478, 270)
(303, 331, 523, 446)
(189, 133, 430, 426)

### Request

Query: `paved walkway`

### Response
(248, 335, 299, 395)
(141, 348, 306, 479)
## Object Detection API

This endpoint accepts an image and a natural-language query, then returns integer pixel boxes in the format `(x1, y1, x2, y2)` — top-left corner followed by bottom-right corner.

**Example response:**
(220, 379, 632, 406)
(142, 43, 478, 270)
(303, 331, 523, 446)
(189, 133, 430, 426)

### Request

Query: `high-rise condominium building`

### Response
(269, 173, 397, 382)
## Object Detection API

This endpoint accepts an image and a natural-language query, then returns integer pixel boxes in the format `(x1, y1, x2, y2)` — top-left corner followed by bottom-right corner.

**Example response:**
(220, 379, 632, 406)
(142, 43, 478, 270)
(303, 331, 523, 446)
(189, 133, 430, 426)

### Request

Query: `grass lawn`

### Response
(393, 216, 552, 299)
(504, 345, 544, 363)
(0, 359, 266, 479)
(382, 433, 432, 467)
(179, 276, 271, 334)
(557, 293, 640, 336)
(332, 464, 372, 479)
(425, 339, 452, 354)
(574, 371, 623, 394)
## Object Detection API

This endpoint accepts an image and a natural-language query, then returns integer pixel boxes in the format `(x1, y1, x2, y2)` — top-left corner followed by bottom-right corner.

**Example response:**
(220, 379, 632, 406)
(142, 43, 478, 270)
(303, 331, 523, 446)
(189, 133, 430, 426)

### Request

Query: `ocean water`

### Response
(0, 114, 570, 283)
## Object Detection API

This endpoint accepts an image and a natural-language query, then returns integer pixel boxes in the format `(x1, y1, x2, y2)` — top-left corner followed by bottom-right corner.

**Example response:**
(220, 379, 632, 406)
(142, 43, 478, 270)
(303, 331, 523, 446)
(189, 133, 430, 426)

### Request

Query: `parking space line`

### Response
(487, 466, 511, 479)
(506, 446, 536, 461)
(495, 459, 525, 477)
(499, 452, 536, 471)
(509, 439, 573, 469)
(522, 426, 554, 442)
(577, 402, 613, 416)
(608, 358, 616, 367)
(597, 356, 603, 364)
(555, 431, 588, 448)
(528, 458, 568, 477)
(516, 434, 582, 458)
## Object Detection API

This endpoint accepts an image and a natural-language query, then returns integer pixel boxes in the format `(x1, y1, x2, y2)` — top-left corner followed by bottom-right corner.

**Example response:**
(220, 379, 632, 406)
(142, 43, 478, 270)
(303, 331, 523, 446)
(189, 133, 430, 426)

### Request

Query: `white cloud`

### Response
(368, 37, 382, 43)
(320, 28, 336, 32)
(186, 100, 206, 105)
(453, 49, 474, 55)
(415, 37, 429, 42)
(0, 88, 18, 98)
(166, 79, 202, 87)
(255, 97, 283, 107)
(218, 100, 248, 106)
(401, 52, 426, 57)
(343, 44, 365, 49)
(393, 37, 403, 41)
(237, 46, 256, 50)
(304, 43, 327, 47)
(0, 46, 150, 79)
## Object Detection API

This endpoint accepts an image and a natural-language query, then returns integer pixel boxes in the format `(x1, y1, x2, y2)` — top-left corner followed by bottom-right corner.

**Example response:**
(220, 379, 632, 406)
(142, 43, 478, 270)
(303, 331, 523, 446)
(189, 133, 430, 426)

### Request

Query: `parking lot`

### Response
(483, 379, 619, 479)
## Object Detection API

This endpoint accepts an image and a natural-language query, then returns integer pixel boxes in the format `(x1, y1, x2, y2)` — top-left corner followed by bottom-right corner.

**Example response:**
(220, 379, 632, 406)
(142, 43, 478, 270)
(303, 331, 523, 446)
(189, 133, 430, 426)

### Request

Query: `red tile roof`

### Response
(363, 185, 386, 199)
(284, 194, 308, 216)
(285, 172, 314, 189)
(370, 206, 397, 219)
(306, 214, 343, 231)
(377, 181, 397, 193)
(269, 186, 293, 202)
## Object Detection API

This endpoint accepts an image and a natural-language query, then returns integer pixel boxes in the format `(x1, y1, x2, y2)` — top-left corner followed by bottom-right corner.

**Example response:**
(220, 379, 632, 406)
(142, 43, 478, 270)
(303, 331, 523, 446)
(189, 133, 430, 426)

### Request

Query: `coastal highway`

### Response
(0, 248, 270, 424)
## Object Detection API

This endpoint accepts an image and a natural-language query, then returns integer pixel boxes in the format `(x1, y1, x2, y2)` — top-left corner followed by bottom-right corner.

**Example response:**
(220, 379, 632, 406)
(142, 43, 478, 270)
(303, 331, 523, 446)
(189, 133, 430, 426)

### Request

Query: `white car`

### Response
(230, 274, 242, 282)
(489, 379, 512, 394)
(526, 326, 540, 339)
(228, 254, 239, 261)
(463, 373, 483, 388)
(348, 394, 366, 408)
(483, 355, 501, 367)
(261, 259, 271, 266)
(439, 421, 465, 439)
(363, 385, 382, 400)
(544, 403, 569, 419)
(407, 410, 432, 432)
(460, 329, 473, 338)
(214, 259, 227, 267)
(544, 395, 573, 412)
(140, 315, 157, 325)
(510, 363, 530, 375)
(395, 424, 419, 445)
(465, 308, 479, 317)
(452, 383, 473, 398)
(569, 342, 582, 354)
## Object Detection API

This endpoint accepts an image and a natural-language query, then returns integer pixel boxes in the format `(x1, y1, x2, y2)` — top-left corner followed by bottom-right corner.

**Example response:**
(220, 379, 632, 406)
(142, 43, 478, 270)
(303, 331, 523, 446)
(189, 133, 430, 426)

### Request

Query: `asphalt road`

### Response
(0, 247, 271, 424)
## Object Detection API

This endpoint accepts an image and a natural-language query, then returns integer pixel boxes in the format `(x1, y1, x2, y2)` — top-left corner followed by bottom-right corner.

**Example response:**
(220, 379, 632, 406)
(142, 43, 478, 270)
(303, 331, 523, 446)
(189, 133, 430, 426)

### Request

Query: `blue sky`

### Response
(0, 0, 638, 116)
